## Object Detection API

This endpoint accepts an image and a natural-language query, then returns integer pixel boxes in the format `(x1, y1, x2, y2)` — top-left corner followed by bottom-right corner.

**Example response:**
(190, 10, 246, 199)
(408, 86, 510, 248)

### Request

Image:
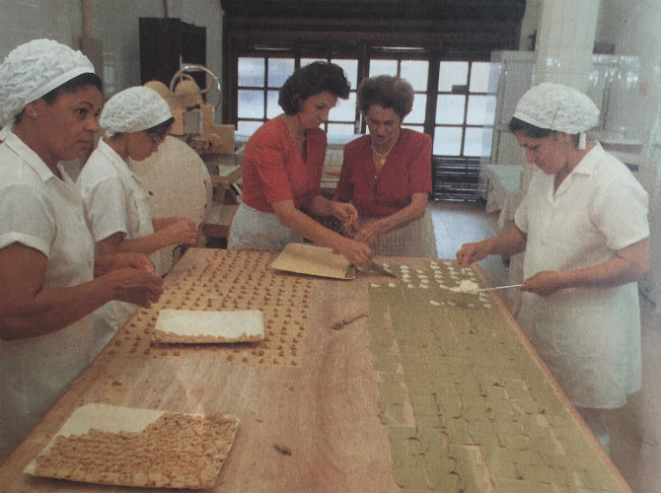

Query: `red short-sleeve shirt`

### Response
(334, 129, 432, 216)
(241, 116, 326, 213)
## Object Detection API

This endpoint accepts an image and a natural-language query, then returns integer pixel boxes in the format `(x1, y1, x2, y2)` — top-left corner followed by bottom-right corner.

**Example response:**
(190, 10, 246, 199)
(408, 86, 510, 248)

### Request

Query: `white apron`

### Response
(358, 209, 437, 258)
(78, 142, 163, 358)
(88, 170, 157, 359)
(0, 135, 95, 460)
(228, 201, 303, 251)
(514, 144, 648, 409)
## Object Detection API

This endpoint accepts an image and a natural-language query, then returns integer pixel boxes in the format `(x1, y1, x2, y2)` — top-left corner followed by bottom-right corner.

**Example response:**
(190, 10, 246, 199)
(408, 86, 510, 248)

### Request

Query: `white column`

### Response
(535, 0, 600, 91)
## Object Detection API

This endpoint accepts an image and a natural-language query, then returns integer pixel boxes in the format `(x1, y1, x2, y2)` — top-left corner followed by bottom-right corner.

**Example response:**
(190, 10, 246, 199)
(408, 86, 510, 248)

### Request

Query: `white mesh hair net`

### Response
(0, 39, 96, 127)
(100, 86, 172, 137)
(513, 82, 599, 135)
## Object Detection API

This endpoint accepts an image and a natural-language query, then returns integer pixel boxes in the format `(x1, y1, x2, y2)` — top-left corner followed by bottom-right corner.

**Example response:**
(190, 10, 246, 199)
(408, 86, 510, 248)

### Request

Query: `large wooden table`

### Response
(0, 249, 630, 492)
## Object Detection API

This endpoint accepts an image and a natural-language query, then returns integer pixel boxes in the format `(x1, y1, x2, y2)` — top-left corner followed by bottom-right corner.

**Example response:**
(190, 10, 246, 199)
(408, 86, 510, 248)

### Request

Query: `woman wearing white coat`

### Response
(0, 39, 164, 462)
(456, 82, 650, 451)
(77, 87, 198, 355)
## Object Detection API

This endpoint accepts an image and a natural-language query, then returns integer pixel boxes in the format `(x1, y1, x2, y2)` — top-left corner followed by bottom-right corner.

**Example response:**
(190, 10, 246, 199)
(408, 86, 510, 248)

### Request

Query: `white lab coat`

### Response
(0, 133, 95, 461)
(515, 143, 649, 409)
(77, 140, 163, 357)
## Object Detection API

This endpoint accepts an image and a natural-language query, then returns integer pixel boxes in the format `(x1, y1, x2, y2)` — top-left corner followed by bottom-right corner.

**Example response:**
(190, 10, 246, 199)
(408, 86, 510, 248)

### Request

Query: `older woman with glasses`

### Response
(77, 86, 198, 354)
(0, 40, 164, 461)
(334, 75, 436, 257)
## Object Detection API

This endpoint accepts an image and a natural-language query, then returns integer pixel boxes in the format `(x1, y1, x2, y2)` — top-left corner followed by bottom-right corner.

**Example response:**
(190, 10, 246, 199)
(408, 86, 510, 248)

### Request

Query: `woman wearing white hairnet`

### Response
(77, 86, 198, 355)
(456, 82, 650, 451)
(0, 40, 164, 461)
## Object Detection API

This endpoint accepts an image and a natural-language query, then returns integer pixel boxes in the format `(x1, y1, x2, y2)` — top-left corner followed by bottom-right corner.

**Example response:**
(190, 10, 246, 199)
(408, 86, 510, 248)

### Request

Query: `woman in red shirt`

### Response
(228, 62, 372, 269)
(335, 76, 436, 257)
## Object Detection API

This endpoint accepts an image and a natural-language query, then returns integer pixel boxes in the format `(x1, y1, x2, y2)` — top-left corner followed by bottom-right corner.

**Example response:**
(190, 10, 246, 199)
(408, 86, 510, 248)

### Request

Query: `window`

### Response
(221, 1, 524, 200)
(234, 52, 495, 160)
(236, 55, 359, 135)
(433, 61, 496, 157)
(369, 57, 428, 135)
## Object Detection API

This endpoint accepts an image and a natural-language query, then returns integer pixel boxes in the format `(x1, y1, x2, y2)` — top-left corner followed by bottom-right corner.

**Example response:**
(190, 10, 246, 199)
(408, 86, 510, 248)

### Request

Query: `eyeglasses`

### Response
(149, 133, 165, 145)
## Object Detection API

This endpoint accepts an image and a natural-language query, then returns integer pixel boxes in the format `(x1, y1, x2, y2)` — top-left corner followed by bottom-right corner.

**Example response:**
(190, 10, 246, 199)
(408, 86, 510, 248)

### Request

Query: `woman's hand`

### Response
(456, 239, 492, 267)
(521, 270, 568, 297)
(343, 219, 359, 238)
(330, 201, 358, 224)
(338, 238, 373, 270)
(96, 252, 155, 277)
(161, 218, 198, 246)
(353, 221, 382, 246)
(103, 268, 164, 307)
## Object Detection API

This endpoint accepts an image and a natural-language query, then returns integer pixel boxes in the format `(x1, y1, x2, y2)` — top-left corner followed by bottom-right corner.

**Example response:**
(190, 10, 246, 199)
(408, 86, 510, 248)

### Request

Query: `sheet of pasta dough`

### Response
(272, 243, 356, 279)
(153, 308, 265, 343)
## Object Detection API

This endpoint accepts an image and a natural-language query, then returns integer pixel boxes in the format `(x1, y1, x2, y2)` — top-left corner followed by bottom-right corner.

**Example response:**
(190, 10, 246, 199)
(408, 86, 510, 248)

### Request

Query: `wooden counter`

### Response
(0, 249, 631, 492)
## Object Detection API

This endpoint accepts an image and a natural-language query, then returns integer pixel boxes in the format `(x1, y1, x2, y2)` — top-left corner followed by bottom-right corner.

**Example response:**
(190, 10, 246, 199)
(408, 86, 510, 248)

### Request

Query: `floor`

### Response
(428, 200, 661, 493)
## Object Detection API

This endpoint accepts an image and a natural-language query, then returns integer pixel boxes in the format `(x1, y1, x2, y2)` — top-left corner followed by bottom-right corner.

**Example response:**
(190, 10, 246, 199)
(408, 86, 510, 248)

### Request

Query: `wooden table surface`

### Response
(0, 249, 631, 493)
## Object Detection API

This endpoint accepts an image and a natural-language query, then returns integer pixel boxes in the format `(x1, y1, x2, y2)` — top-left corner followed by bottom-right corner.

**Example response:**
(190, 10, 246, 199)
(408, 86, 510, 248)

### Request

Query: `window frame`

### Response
(232, 44, 494, 159)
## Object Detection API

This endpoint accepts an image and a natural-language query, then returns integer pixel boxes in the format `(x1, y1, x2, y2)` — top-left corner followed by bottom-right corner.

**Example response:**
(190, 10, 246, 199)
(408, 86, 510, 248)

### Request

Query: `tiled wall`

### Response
(535, 0, 600, 90)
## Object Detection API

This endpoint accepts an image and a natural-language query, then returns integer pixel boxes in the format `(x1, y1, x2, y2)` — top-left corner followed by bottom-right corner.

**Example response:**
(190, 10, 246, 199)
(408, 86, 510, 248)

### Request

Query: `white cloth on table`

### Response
(228, 201, 303, 251)
(77, 140, 162, 357)
(514, 143, 649, 409)
(0, 132, 95, 461)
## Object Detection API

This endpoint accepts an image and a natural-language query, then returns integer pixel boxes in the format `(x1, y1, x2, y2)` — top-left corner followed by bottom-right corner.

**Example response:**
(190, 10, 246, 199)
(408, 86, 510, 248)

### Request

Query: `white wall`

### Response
(0, 0, 83, 58)
(0, 0, 224, 107)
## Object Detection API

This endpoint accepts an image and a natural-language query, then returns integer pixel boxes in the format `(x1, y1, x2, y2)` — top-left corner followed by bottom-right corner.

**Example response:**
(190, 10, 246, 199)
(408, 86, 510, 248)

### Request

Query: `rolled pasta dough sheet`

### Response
(153, 309, 265, 343)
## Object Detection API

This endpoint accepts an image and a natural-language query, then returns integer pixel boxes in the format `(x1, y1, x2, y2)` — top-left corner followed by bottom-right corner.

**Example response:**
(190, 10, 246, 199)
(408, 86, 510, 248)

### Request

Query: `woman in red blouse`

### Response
(335, 76, 437, 257)
(228, 62, 372, 269)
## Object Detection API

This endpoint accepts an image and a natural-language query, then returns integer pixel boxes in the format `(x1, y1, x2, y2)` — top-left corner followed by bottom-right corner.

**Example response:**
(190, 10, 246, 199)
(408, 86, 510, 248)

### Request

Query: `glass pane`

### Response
(327, 123, 356, 136)
(236, 120, 263, 136)
(238, 90, 265, 119)
(369, 59, 398, 77)
(329, 92, 357, 122)
(436, 95, 466, 124)
(406, 93, 426, 124)
(400, 60, 428, 91)
(466, 95, 497, 125)
(331, 59, 359, 90)
(438, 61, 468, 92)
(238, 57, 265, 87)
(433, 126, 463, 156)
(463, 127, 493, 157)
(268, 58, 295, 88)
(469, 62, 492, 93)
(267, 90, 281, 119)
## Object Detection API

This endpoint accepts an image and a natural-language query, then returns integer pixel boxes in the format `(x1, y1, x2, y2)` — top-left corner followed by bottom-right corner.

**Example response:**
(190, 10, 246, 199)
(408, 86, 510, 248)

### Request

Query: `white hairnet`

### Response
(513, 82, 599, 135)
(100, 86, 172, 137)
(0, 39, 96, 127)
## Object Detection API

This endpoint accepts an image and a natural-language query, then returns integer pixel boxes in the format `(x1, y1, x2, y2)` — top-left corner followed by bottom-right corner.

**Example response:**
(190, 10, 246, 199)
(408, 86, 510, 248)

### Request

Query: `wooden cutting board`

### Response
(25, 403, 239, 489)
